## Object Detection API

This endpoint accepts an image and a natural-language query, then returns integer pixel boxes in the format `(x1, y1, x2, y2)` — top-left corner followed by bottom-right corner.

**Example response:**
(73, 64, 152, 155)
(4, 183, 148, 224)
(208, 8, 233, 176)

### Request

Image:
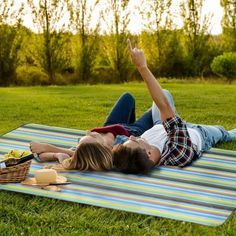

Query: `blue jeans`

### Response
(104, 93, 153, 137)
(151, 90, 236, 152)
(185, 124, 236, 152)
(152, 89, 179, 125)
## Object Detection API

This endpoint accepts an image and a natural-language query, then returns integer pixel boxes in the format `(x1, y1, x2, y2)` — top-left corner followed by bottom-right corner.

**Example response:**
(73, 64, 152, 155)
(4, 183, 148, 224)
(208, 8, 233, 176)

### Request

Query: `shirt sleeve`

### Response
(91, 124, 130, 137)
(160, 116, 198, 167)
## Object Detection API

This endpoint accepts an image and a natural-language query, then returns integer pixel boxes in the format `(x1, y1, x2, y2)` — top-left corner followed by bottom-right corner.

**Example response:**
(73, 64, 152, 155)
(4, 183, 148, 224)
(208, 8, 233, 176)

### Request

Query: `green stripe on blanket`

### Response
(1, 123, 236, 226)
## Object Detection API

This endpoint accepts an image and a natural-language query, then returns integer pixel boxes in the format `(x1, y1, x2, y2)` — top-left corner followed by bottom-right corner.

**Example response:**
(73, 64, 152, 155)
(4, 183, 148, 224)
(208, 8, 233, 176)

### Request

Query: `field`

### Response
(0, 82, 236, 235)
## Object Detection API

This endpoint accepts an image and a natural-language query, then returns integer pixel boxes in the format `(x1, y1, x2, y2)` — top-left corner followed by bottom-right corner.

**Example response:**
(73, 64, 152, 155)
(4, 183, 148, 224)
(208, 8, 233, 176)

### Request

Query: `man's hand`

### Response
(127, 39, 174, 121)
(127, 39, 147, 70)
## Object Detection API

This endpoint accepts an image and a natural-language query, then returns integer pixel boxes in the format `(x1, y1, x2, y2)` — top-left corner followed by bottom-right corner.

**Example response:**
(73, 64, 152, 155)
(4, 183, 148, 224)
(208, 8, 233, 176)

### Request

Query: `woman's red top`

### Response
(91, 124, 130, 137)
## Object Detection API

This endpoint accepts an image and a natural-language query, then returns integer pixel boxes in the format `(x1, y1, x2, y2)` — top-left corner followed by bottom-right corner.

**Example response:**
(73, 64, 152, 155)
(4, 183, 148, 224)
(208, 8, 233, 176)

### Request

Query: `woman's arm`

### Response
(127, 39, 174, 121)
(30, 142, 74, 156)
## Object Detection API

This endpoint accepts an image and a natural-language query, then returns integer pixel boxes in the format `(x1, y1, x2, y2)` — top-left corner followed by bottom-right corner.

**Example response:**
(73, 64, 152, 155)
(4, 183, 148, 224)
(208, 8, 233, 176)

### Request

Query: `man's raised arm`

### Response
(127, 39, 174, 121)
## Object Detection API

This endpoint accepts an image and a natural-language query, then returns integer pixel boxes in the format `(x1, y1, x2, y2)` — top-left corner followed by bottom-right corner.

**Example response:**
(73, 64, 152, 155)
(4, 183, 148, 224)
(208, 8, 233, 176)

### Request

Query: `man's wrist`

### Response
(137, 65, 148, 72)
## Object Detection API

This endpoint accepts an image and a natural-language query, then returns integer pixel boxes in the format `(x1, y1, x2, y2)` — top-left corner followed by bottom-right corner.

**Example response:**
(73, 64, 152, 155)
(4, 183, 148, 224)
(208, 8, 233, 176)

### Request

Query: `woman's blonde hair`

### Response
(62, 142, 113, 171)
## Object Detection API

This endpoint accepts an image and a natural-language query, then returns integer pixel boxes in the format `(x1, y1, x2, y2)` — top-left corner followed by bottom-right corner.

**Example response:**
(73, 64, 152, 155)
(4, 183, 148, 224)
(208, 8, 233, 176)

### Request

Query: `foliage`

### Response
(139, 0, 173, 76)
(140, 30, 185, 78)
(0, 0, 24, 85)
(99, 0, 134, 83)
(27, 0, 72, 84)
(211, 52, 236, 82)
(1, 1, 236, 85)
(198, 35, 224, 77)
(97, 33, 134, 83)
(67, 0, 100, 83)
(17, 28, 36, 67)
(180, 0, 212, 77)
(16, 66, 49, 85)
(221, 0, 236, 51)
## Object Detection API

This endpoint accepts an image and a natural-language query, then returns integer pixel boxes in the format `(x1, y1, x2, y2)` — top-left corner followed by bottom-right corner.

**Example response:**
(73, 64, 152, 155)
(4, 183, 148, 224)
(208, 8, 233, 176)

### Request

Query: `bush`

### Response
(211, 52, 236, 82)
(54, 73, 69, 85)
(16, 66, 49, 85)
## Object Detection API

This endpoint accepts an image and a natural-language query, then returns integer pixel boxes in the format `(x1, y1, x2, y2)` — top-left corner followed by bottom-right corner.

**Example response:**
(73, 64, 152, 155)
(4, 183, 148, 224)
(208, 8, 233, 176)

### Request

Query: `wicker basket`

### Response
(0, 160, 32, 183)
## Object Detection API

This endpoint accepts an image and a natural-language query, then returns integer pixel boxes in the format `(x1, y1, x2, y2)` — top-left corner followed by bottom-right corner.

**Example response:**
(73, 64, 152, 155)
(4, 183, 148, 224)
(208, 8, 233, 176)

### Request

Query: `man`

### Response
(112, 39, 236, 174)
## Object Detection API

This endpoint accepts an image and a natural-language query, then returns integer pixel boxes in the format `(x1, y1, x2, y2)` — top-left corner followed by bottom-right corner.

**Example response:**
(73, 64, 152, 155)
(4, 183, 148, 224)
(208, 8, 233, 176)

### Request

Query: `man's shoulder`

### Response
(162, 116, 186, 132)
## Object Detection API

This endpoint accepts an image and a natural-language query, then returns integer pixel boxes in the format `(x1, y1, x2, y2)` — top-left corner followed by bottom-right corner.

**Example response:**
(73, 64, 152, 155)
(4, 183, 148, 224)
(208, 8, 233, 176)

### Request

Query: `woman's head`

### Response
(79, 131, 105, 145)
(63, 142, 113, 171)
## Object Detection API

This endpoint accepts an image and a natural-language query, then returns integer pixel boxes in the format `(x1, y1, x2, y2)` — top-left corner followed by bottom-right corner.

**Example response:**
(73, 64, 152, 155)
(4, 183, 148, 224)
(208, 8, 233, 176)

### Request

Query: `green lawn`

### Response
(0, 82, 236, 236)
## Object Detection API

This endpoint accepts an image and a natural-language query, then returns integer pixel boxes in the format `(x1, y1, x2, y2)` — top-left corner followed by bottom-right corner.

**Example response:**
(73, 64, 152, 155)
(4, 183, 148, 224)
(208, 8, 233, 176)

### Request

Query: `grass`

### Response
(0, 82, 236, 236)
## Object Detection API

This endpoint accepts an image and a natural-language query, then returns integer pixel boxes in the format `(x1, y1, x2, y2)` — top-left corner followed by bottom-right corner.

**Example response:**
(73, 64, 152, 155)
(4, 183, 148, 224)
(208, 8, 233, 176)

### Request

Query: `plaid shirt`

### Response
(159, 116, 199, 167)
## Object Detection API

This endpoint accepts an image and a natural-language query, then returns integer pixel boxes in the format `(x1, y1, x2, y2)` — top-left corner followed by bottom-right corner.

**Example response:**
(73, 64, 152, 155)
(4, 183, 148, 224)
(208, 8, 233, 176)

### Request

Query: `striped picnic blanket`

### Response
(1, 123, 236, 226)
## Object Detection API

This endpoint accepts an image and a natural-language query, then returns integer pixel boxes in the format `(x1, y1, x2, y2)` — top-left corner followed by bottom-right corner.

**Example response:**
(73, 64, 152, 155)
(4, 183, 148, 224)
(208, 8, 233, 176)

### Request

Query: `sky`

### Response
(16, 0, 224, 35)
(127, 0, 224, 35)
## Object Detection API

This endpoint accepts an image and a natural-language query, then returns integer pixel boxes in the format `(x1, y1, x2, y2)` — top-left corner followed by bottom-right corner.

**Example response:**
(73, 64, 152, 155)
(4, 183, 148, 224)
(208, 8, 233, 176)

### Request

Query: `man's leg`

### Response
(229, 128, 236, 139)
(123, 90, 178, 136)
(103, 93, 135, 126)
(187, 124, 236, 152)
(152, 89, 179, 125)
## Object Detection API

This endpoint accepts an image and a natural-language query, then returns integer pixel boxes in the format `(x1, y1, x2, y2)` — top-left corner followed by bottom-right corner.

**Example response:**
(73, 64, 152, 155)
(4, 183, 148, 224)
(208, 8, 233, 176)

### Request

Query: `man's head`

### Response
(113, 136, 160, 174)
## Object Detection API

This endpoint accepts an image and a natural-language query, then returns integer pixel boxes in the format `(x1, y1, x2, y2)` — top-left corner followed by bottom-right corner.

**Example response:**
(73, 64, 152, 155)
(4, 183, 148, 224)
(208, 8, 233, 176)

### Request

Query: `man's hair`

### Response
(113, 144, 153, 174)
(62, 142, 113, 171)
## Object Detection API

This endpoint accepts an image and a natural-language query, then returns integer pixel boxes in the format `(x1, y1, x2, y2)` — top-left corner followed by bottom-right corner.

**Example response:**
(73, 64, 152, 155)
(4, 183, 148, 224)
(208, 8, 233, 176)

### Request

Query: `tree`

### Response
(180, 0, 212, 77)
(67, 0, 100, 83)
(27, 0, 71, 84)
(99, 0, 133, 83)
(139, 0, 173, 76)
(220, 0, 236, 51)
(0, 0, 24, 85)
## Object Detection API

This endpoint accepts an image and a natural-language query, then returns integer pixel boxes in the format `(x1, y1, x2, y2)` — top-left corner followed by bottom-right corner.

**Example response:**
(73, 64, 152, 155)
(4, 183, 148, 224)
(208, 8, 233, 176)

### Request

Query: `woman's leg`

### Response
(152, 89, 179, 125)
(104, 93, 136, 126)
(123, 108, 153, 136)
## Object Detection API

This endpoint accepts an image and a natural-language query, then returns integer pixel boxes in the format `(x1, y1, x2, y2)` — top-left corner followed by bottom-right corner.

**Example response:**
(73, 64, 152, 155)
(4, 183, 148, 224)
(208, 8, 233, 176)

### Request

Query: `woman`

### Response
(30, 91, 155, 171)
(112, 39, 236, 174)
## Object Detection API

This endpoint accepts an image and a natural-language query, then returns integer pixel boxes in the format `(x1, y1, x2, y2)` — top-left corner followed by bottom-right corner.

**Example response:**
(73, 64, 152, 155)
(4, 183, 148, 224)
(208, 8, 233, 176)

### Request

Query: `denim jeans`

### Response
(104, 92, 153, 137)
(151, 90, 236, 152)
(152, 89, 179, 125)
(185, 124, 236, 152)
